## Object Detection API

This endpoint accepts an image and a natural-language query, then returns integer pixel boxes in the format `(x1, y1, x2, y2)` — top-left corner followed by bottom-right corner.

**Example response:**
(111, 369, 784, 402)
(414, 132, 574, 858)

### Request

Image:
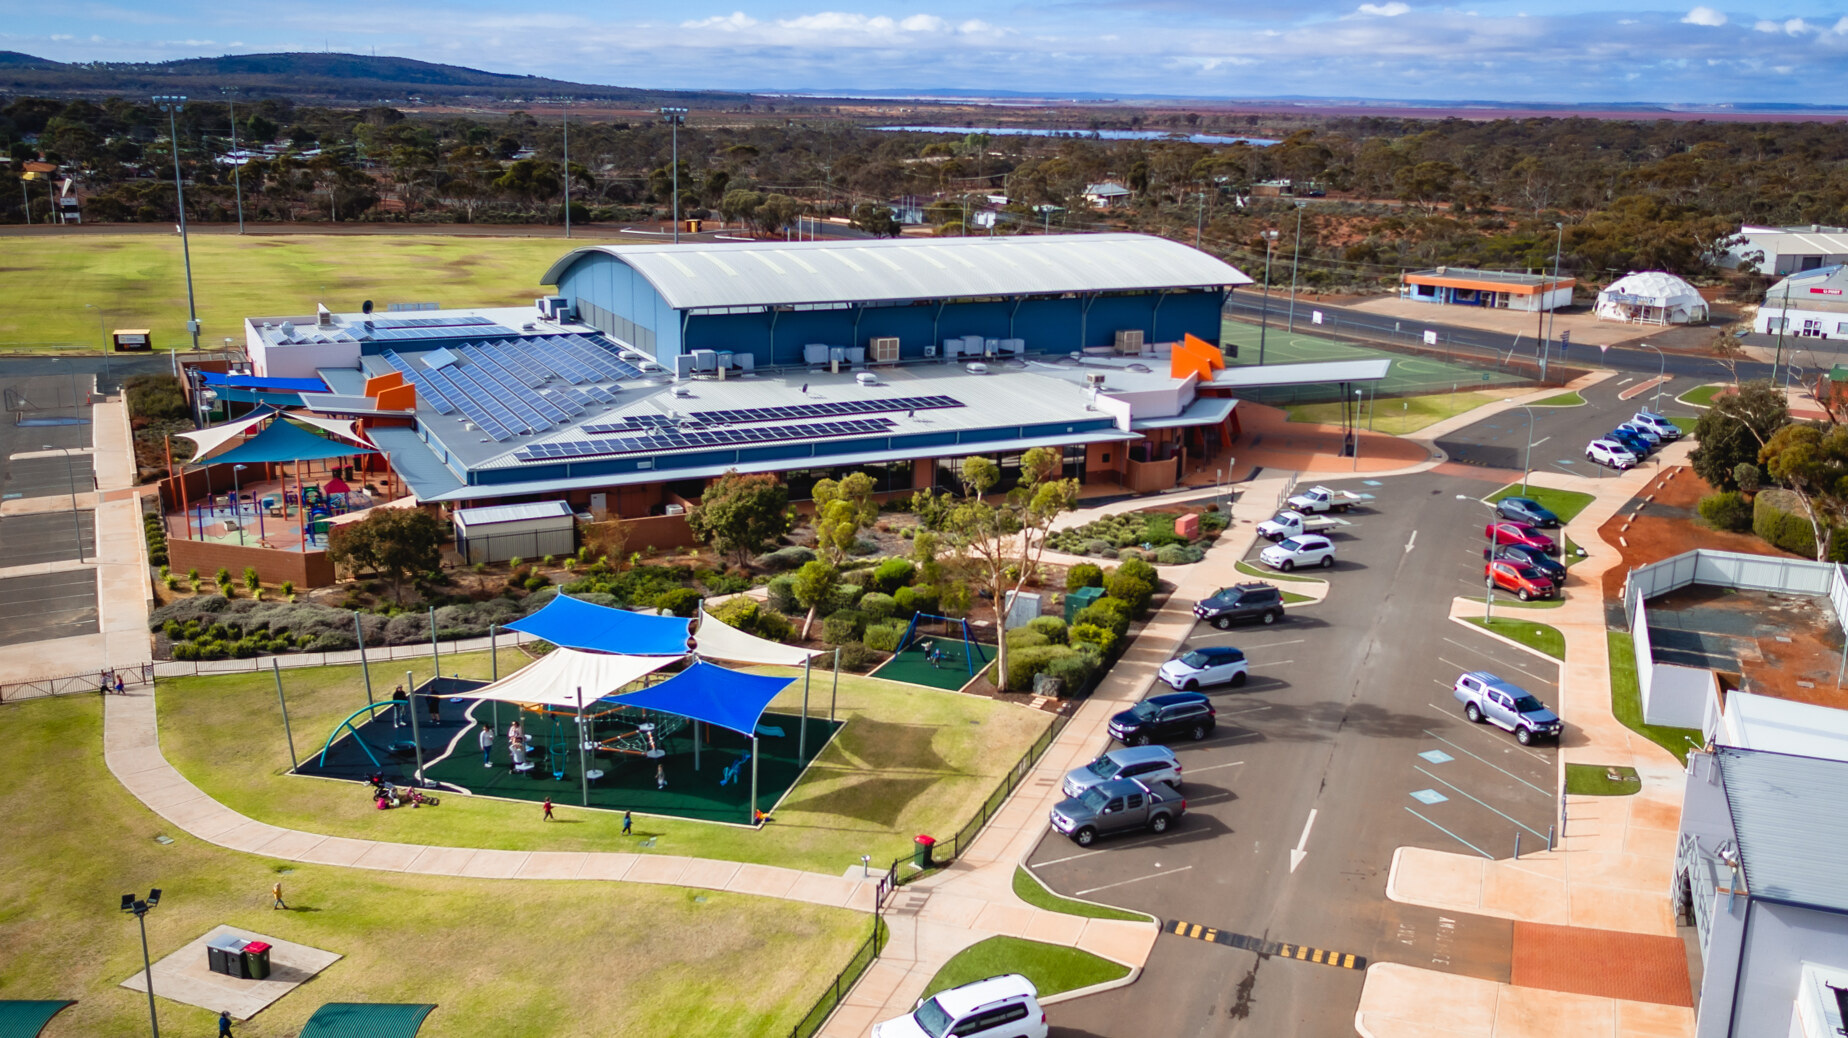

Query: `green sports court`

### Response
(1220, 318, 1526, 403)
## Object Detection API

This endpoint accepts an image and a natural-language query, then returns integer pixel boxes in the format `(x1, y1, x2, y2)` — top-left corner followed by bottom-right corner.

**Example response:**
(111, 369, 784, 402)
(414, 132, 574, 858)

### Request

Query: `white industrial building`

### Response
(1595, 271, 1709, 326)
(1722, 225, 1848, 275)
(1753, 266, 1848, 338)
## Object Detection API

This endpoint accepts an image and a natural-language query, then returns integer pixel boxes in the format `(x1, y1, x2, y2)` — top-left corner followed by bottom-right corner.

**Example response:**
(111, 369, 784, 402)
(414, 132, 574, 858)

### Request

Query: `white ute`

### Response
(1286, 485, 1367, 514)
(1256, 509, 1346, 542)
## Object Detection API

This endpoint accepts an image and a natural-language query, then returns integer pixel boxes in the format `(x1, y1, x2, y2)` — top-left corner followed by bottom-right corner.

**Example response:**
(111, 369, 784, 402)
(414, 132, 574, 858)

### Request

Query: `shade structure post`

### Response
(405, 669, 425, 785)
(490, 624, 498, 680)
(273, 657, 298, 773)
(830, 648, 840, 722)
(355, 611, 373, 705)
(694, 720, 700, 770)
(577, 686, 589, 807)
(749, 734, 760, 826)
(799, 655, 811, 762)
(429, 605, 439, 673)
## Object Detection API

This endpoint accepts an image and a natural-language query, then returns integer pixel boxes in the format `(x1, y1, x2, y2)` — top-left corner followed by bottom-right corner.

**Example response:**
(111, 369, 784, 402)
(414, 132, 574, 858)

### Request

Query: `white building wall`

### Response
(256, 340, 363, 380)
(1755, 304, 1848, 339)
(1646, 663, 1714, 730)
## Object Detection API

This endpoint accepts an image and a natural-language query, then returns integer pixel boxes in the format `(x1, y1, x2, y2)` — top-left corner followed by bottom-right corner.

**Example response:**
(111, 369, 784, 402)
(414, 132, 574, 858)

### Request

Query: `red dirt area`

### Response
(1510, 922, 1693, 1007)
(1597, 465, 1804, 603)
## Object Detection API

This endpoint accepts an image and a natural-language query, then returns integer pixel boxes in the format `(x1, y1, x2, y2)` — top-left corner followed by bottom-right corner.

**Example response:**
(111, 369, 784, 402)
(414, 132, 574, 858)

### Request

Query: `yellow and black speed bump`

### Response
(1165, 919, 1366, 970)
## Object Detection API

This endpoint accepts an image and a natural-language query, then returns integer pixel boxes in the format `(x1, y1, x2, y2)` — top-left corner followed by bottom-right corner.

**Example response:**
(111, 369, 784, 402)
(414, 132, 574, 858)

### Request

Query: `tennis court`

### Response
(869, 636, 996, 692)
(1220, 319, 1526, 403)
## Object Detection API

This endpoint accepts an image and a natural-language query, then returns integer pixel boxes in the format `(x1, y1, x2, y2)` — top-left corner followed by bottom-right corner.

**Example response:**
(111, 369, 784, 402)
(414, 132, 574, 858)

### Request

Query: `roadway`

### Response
(1034, 464, 1568, 1037)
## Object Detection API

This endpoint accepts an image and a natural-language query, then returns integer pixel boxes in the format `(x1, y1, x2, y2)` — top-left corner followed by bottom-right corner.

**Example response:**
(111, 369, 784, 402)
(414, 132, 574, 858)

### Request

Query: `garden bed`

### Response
(1046, 506, 1227, 564)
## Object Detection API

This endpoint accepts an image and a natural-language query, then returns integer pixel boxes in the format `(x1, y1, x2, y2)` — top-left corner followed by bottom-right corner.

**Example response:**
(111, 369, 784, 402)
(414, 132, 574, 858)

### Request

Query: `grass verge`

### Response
(1011, 867, 1148, 922)
(1677, 384, 1727, 408)
(1234, 559, 1324, 584)
(158, 649, 1052, 875)
(1280, 590, 1315, 605)
(1531, 391, 1586, 407)
(1670, 415, 1699, 433)
(1566, 763, 1642, 796)
(1608, 631, 1703, 765)
(1485, 484, 1597, 524)
(1287, 391, 1499, 435)
(919, 936, 1130, 1002)
(0, 695, 865, 1038)
(1465, 617, 1566, 660)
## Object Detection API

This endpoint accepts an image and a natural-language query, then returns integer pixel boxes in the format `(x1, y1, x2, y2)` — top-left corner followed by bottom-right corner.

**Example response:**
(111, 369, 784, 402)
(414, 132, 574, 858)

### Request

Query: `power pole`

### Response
(562, 103, 571, 239)
(660, 107, 687, 243)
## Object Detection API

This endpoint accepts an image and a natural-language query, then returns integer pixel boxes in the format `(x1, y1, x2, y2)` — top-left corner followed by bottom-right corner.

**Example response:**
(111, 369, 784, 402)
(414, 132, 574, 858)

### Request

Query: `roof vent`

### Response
(316, 303, 334, 328)
(671, 385, 693, 398)
(1084, 371, 1106, 387)
(280, 321, 295, 337)
(522, 322, 537, 332)
(1435, 266, 1448, 275)
(965, 362, 989, 375)
(855, 371, 879, 386)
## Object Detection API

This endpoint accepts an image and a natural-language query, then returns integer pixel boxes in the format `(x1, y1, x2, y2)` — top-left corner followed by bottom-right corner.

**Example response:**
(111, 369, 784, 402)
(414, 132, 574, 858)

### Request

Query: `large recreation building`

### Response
(224, 233, 1320, 524)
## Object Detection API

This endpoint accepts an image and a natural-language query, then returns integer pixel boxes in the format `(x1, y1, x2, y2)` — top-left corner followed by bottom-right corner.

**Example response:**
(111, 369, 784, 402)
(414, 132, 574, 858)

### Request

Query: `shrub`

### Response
(1118, 557, 1158, 583)
(815, 642, 881, 671)
(822, 609, 867, 644)
(170, 642, 200, 661)
(243, 567, 261, 591)
(1041, 651, 1099, 696)
(863, 620, 907, 652)
(1073, 597, 1133, 636)
(1105, 572, 1155, 616)
(871, 557, 916, 593)
(755, 545, 817, 572)
(309, 631, 358, 652)
(216, 568, 232, 586)
(1697, 491, 1753, 533)
(653, 588, 701, 617)
(162, 619, 184, 640)
(1068, 621, 1119, 656)
(1066, 563, 1104, 591)
(986, 644, 1082, 691)
(858, 592, 898, 622)
(1005, 627, 1050, 650)
(1027, 615, 1067, 643)
(279, 581, 295, 598)
(894, 584, 938, 617)
(1199, 512, 1229, 534)
(1754, 488, 1820, 557)
(828, 583, 865, 613)
(766, 574, 799, 613)
(709, 598, 797, 643)
(1732, 462, 1762, 495)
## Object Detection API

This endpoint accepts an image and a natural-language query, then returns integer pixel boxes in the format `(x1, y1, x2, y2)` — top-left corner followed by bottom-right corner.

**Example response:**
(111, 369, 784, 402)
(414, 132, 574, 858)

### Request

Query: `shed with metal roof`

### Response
(453, 500, 576, 564)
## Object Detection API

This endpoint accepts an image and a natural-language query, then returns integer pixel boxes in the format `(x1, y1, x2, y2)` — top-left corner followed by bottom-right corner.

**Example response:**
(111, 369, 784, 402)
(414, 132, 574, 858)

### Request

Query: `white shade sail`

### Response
(175, 406, 277, 461)
(695, 605, 823, 666)
(441, 647, 678, 708)
(287, 412, 368, 447)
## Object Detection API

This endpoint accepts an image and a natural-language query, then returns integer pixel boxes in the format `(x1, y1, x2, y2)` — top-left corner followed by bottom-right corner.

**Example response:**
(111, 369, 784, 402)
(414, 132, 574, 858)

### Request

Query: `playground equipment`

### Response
(315, 702, 407, 770)
(896, 613, 990, 676)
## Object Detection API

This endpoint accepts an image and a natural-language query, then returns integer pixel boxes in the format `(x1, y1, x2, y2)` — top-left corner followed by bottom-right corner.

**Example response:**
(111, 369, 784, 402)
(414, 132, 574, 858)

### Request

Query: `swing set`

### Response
(896, 613, 990, 676)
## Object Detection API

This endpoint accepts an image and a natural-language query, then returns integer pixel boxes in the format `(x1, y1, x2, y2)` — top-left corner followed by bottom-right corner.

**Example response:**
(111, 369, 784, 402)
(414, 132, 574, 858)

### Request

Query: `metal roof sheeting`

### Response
(453, 501, 576, 527)
(1718, 746, 1848, 910)
(541, 233, 1252, 311)
(1210, 359, 1392, 389)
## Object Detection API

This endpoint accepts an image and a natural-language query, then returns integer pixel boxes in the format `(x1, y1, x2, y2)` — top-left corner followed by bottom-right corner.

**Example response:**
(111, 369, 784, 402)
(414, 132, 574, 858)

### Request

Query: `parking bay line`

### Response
(1421, 730, 1554, 796)
(1439, 650, 1555, 689)
(1403, 807, 1495, 859)
(1186, 761, 1246, 774)
(1037, 834, 1172, 866)
(1414, 766, 1549, 839)
(1165, 919, 1367, 970)
(1426, 703, 1552, 763)
(1076, 865, 1194, 897)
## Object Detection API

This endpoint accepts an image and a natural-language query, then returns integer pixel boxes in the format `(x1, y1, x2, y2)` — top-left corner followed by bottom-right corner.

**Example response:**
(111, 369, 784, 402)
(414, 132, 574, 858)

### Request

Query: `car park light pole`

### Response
(1483, 504, 1500, 622)
(660, 107, 687, 243)
(121, 888, 163, 1037)
(44, 444, 84, 562)
(1287, 201, 1306, 333)
(1636, 342, 1667, 412)
(1516, 404, 1536, 494)
(1258, 230, 1280, 364)
(153, 96, 201, 352)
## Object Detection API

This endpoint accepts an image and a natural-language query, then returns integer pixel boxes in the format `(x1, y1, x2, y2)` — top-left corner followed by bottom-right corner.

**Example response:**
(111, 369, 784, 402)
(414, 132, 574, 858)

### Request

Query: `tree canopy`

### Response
(1690, 381, 1789, 491)
(687, 469, 789, 565)
(326, 507, 445, 603)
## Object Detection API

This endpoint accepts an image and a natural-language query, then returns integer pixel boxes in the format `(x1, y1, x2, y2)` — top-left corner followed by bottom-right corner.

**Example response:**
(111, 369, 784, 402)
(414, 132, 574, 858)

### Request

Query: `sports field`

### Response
(0, 233, 620, 350)
(1220, 318, 1527, 403)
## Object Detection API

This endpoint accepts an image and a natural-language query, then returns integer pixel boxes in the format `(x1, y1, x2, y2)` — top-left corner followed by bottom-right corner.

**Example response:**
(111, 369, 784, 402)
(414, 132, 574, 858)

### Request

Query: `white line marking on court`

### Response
(1076, 865, 1194, 896)
(1187, 761, 1246, 774)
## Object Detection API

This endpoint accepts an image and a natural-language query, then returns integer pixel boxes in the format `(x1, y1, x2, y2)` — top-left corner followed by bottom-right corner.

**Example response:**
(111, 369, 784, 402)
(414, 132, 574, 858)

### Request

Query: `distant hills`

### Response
(0, 51, 744, 106)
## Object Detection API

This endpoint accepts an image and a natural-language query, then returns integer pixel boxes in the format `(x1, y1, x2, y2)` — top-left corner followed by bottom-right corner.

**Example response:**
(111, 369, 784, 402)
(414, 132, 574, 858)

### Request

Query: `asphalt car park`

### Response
(0, 569, 98, 646)
(1433, 374, 1697, 479)
(1037, 468, 1562, 1037)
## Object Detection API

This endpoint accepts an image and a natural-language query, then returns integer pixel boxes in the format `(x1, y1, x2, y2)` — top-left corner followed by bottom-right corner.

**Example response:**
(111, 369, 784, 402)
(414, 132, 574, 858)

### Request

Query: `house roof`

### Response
(1718, 746, 1848, 910)
(539, 233, 1250, 311)
(1403, 268, 1575, 294)
(452, 501, 576, 527)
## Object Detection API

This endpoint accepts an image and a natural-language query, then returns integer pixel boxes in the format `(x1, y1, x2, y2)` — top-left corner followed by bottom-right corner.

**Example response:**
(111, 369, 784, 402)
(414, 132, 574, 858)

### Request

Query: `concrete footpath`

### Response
(1356, 442, 1697, 1038)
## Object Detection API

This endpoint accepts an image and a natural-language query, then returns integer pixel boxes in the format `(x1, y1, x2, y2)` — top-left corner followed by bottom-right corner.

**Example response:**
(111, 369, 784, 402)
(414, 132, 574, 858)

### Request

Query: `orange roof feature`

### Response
(364, 371, 405, 396)
(373, 383, 416, 412)
(1402, 271, 1575, 295)
(1171, 333, 1225, 382)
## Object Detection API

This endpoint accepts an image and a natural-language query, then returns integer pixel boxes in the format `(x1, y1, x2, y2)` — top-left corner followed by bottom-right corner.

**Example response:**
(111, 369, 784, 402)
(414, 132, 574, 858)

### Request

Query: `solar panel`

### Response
(382, 350, 458, 416)
(684, 395, 963, 426)
(514, 417, 895, 463)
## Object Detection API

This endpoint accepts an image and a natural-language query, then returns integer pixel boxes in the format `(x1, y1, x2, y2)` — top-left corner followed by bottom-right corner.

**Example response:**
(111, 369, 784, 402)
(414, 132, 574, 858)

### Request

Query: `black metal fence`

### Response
(920, 708, 1074, 867)
(787, 914, 888, 1038)
(0, 663, 154, 705)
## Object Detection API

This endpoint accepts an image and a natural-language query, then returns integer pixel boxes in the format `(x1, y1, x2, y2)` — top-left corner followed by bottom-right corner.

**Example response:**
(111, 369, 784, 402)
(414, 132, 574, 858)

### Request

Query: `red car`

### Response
(1484, 521, 1557, 555)
(1485, 559, 1557, 601)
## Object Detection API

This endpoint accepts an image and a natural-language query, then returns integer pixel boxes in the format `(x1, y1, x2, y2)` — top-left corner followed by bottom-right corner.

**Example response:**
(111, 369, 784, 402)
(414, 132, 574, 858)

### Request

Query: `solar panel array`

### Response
(383, 334, 644, 443)
(514, 417, 896, 463)
(363, 316, 512, 343)
(580, 394, 963, 434)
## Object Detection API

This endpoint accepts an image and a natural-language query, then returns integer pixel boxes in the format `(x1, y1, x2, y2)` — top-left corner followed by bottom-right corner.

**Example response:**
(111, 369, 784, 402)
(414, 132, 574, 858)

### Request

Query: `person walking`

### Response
(426, 691, 441, 727)
(542, 796, 554, 821)
(271, 880, 286, 910)
(655, 763, 667, 790)
(391, 686, 408, 728)
(114, 674, 126, 695)
(622, 810, 632, 836)
(219, 1010, 234, 1037)
(478, 724, 494, 767)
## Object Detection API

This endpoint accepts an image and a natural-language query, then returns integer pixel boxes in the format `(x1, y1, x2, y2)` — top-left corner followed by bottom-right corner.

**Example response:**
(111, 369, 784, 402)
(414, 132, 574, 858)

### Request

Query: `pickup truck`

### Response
(1452, 671, 1563, 745)
(1048, 776, 1187, 846)
(1286, 486, 1368, 514)
(1257, 509, 1346, 542)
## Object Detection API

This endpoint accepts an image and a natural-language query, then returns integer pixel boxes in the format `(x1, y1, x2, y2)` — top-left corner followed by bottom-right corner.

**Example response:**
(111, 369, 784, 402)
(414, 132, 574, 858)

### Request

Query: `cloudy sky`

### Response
(8, 1, 1848, 104)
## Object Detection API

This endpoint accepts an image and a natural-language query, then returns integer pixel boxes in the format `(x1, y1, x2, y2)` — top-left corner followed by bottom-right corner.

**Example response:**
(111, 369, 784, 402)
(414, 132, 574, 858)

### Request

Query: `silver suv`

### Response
(1062, 745, 1183, 799)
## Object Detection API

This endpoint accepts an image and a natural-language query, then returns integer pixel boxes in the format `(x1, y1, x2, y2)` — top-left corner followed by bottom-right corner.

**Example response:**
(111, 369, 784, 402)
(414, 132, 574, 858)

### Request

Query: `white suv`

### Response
(1632, 411, 1682, 440)
(1259, 534, 1336, 572)
(874, 974, 1047, 1038)
(1586, 439, 1637, 470)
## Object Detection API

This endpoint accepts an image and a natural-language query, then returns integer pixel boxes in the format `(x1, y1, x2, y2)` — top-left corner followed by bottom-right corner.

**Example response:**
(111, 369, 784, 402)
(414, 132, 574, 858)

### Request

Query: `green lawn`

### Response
(1565, 763, 1642, 796)
(1233, 560, 1324, 584)
(1670, 415, 1699, 433)
(1530, 391, 1586, 407)
(1485, 484, 1597, 524)
(1280, 590, 1315, 605)
(1287, 391, 1500, 435)
(1677, 384, 1728, 408)
(0, 234, 613, 350)
(158, 649, 1052, 875)
(1465, 617, 1566, 660)
(1608, 631, 1704, 764)
(0, 695, 866, 1038)
(1011, 867, 1148, 922)
(919, 937, 1129, 1002)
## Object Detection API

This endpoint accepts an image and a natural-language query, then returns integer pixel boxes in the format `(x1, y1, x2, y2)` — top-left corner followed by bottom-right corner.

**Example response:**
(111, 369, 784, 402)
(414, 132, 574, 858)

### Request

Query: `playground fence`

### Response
(0, 662, 154, 705)
(787, 915, 888, 1038)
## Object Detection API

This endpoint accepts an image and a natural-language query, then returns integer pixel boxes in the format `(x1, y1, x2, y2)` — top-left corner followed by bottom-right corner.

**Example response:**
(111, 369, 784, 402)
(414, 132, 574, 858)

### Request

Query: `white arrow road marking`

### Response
(1290, 808, 1318, 872)
(1405, 530, 1418, 554)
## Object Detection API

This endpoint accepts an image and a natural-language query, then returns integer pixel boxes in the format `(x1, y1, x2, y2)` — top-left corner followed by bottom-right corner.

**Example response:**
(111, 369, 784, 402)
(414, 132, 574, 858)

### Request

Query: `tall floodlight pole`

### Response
(562, 104, 571, 239)
(154, 96, 200, 352)
(660, 107, 687, 243)
(1194, 192, 1206, 249)
(1540, 221, 1564, 381)
(1286, 201, 1305, 332)
(120, 889, 164, 1038)
(225, 88, 244, 234)
(1258, 230, 1280, 365)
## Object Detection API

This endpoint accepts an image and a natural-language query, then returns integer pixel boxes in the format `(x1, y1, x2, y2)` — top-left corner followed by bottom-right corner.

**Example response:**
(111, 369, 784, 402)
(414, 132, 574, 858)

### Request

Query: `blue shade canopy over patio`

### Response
(503, 593, 694, 656)
(608, 660, 796, 825)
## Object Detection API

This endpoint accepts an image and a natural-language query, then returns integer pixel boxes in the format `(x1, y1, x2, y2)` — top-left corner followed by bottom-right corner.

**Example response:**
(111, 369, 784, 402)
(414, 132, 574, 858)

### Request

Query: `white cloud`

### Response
(1357, 2, 1410, 15)
(682, 11, 757, 31)
(1835, 16, 1848, 34)
(1681, 6, 1726, 27)
(1754, 19, 1780, 32)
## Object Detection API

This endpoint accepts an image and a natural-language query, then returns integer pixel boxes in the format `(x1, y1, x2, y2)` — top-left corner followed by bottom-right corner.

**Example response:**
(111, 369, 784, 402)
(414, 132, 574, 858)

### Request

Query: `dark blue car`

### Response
(1495, 496, 1560, 528)
(1607, 428, 1652, 456)
(1483, 542, 1567, 581)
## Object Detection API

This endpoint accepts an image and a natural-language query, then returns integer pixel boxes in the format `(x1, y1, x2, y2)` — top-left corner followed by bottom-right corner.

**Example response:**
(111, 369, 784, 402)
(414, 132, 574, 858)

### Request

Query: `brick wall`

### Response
(168, 538, 337, 589)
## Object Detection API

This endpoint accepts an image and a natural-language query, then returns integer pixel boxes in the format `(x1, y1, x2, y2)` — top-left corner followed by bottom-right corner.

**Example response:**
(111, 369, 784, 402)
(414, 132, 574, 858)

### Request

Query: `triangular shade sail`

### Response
(442, 647, 677, 708)
(695, 605, 821, 666)
(211, 419, 377, 465)
(607, 660, 793, 737)
(290, 413, 369, 447)
(176, 405, 277, 461)
(504, 593, 693, 656)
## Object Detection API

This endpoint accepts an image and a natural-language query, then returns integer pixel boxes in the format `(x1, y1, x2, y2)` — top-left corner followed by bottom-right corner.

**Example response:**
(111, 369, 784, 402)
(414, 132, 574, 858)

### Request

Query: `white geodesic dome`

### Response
(1595, 271, 1709, 325)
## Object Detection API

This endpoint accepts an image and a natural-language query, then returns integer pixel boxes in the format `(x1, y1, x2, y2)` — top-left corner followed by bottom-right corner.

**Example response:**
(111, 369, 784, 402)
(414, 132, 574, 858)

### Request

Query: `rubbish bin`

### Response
(242, 941, 272, 981)
(913, 834, 936, 869)
(206, 934, 249, 978)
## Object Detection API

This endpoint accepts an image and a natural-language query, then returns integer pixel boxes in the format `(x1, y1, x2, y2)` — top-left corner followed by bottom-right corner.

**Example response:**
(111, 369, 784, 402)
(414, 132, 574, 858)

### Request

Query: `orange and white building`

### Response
(1400, 267, 1575, 313)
